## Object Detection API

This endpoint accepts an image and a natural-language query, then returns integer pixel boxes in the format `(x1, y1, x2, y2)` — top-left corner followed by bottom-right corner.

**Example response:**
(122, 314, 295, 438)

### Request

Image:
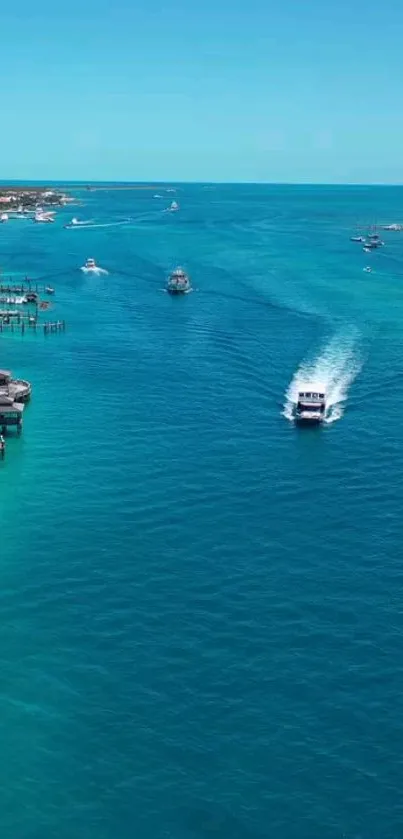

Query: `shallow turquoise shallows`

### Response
(1, 184, 403, 839)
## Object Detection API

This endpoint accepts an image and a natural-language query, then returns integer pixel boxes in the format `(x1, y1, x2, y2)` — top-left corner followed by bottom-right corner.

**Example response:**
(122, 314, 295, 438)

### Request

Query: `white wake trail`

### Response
(283, 331, 362, 424)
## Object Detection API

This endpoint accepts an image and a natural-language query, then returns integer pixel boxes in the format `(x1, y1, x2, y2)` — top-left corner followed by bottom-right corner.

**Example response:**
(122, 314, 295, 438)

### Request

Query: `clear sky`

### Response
(2, 0, 403, 183)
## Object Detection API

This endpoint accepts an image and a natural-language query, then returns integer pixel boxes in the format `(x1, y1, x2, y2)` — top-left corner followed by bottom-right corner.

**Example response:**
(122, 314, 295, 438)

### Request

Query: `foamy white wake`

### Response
(283, 331, 362, 424)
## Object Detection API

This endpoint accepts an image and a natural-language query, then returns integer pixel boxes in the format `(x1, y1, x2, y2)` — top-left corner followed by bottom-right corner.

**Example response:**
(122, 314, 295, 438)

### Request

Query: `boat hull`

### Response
(167, 286, 191, 295)
(294, 409, 324, 425)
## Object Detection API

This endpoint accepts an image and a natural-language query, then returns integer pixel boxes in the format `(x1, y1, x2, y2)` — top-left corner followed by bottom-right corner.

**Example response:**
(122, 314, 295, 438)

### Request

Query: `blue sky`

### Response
(1, 0, 403, 182)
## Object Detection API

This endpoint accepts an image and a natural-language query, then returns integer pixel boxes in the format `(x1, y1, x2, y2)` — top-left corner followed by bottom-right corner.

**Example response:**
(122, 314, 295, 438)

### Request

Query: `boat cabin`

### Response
(297, 391, 325, 408)
(295, 391, 326, 422)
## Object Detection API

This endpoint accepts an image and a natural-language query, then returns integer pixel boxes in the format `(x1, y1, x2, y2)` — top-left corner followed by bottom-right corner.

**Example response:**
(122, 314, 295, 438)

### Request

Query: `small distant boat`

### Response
(153, 194, 163, 199)
(80, 258, 108, 275)
(363, 239, 384, 250)
(383, 223, 403, 231)
(363, 266, 372, 273)
(64, 217, 93, 228)
(34, 211, 55, 223)
(0, 213, 8, 223)
(168, 200, 179, 212)
(167, 267, 191, 294)
(350, 236, 365, 242)
(294, 390, 326, 425)
(45, 286, 55, 295)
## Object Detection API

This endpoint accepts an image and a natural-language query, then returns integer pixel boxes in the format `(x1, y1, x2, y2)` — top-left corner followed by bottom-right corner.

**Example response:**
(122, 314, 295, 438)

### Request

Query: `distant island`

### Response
(83, 185, 169, 191)
(0, 186, 74, 211)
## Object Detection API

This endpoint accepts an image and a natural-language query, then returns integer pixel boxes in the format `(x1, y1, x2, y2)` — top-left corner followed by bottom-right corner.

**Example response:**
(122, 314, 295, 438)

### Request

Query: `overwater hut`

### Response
(0, 395, 24, 432)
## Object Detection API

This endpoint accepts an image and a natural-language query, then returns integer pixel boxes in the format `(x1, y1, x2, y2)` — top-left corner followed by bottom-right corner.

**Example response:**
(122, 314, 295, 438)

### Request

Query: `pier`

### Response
(44, 320, 66, 335)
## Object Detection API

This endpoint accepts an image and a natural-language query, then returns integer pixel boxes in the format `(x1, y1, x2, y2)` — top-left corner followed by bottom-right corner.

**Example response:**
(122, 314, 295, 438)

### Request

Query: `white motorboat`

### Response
(167, 267, 191, 294)
(64, 217, 94, 228)
(0, 213, 8, 223)
(34, 211, 55, 223)
(80, 258, 108, 275)
(167, 200, 179, 212)
(294, 390, 326, 424)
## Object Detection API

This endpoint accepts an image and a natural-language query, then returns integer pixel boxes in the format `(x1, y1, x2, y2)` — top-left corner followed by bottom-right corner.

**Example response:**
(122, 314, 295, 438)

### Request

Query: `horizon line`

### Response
(1, 178, 403, 188)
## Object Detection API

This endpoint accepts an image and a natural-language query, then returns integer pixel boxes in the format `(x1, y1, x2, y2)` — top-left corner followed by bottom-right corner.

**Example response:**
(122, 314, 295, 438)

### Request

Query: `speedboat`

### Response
(80, 258, 108, 275)
(64, 217, 93, 228)
(350, 236, 365, 242)
(383, 224, 403, 231)
(167, 267, 191, 294)
(45, 286, 55, 294)
(363, 266, 372, 273)
(294, 390, 326, 425)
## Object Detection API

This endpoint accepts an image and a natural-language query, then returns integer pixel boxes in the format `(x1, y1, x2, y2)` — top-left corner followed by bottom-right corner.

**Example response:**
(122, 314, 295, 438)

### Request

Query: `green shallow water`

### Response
(1, 184, 403, 838)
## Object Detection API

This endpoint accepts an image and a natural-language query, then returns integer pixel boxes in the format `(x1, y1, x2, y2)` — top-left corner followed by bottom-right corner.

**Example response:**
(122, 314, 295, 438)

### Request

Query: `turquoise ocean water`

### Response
(1, 184, 403, 838)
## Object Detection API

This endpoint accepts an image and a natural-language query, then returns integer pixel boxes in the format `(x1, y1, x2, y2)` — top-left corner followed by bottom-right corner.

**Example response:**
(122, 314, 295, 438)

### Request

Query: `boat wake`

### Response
(80, 266, 109, 275)
(69, 220, 131, 229)
(283, 331, 362, 424)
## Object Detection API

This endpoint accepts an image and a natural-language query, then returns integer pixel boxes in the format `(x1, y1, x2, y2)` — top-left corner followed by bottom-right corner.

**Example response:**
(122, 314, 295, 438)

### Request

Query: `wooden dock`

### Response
(0, 317, 37, 333)
(0, 280, 52, 295)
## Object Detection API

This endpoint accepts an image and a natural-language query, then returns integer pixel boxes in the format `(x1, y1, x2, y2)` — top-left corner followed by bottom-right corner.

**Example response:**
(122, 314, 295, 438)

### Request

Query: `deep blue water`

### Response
(1, 184, 403, 838)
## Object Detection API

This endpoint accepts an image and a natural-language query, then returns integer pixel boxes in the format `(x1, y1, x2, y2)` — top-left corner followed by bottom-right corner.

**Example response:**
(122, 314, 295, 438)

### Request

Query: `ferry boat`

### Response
(294, 390, 326, 424)
(167, 267, 191, 294)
